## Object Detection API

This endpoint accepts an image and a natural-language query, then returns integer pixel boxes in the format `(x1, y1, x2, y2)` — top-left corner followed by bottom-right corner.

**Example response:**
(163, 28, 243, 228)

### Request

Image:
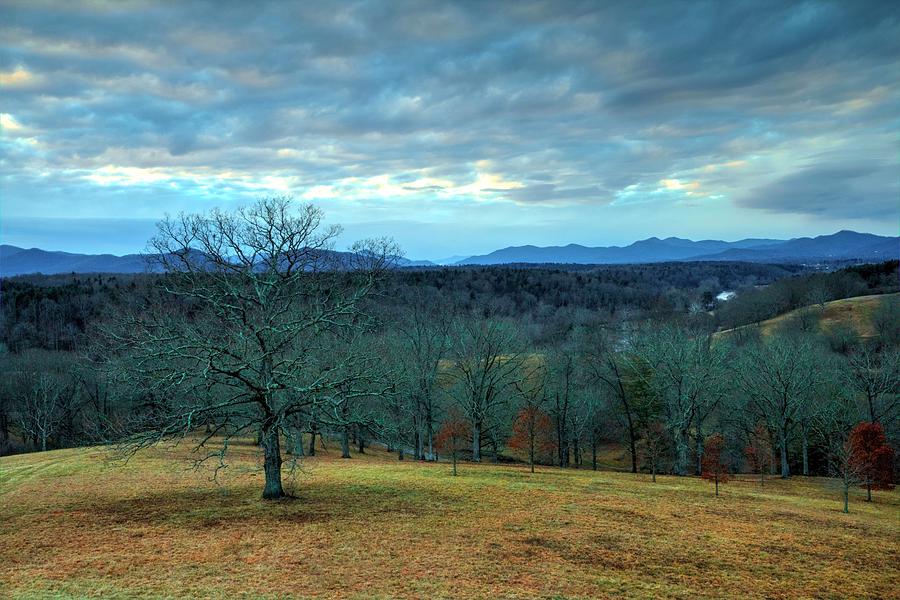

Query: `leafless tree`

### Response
(627, 325, 729, 476)
(735, 334, 822, 479)
(6, 350, 80, 452)
(445, 316, 524, 462)
(843, 346, 900, 426)
(106, 197, 397, 499)
(393, 292, 450, 460)
(577, 325, 646, 473)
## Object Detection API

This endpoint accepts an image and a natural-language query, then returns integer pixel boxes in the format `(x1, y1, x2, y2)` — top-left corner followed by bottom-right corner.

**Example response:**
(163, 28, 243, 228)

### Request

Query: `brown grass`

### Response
(717, 292, 898, 341)
(1, 440, 898, 599)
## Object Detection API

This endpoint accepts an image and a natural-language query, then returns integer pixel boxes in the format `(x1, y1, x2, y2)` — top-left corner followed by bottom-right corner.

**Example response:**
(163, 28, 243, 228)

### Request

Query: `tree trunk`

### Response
(843, 485, 849, 513)
(674, 429, 690, 476)
(625, 412, 638, 474)
(591, 439, 598, 471)
(357, 427, 365, 454)
(426, 403, 434, 460)
(472, 421, 481, 462)
(866, 482, 872, 501)
(308, 423, 317, 456)
(341, 428, 351, 459)
(398, 447, 404, 460)
(801, 429, 809, 476)
(452, 450, 457, 476)
(414, 420, 423, 460)
(260, 421, 285, 500)
(695, 432, 704, 476)
(779, 428, 790, 479)
(529, 437, 535, 473)
(715, 475, 719, 497)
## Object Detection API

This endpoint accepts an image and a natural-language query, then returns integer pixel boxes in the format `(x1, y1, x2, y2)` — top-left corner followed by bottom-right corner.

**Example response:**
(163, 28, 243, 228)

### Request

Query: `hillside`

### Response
(1, 440, 897, 599)
(717, 292, 899, 340)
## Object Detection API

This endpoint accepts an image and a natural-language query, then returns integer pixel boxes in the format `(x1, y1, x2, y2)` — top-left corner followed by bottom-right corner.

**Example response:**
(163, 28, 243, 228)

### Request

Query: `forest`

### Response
(1, 199, 897, 514)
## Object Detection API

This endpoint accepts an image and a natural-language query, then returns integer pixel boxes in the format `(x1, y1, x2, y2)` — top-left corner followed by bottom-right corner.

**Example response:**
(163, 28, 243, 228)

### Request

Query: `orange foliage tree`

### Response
(848, 422, 895, 501)
(508, 405, 556, 473)
(744, 423, 774, 486)
(701, 433, 730, 496)
(435, 408, 471, 476)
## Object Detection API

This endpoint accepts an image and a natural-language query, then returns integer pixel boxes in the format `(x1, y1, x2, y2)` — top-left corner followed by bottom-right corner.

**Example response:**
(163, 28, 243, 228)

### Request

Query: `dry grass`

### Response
(1, 440, 898, 599)
(717, 292, 898, 340)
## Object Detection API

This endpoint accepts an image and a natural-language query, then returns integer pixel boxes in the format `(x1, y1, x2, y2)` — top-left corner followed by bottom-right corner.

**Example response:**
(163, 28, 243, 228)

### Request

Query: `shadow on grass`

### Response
(82, 477, 464, 529)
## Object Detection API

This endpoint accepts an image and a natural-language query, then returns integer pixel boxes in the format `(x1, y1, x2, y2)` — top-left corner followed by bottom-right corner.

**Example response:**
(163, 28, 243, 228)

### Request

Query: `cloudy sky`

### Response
(1, 0, 898, 259)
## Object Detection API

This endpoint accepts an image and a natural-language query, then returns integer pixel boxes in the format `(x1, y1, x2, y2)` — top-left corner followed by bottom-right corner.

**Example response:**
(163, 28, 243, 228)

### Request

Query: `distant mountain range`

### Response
(0, 246, 154, 276)
(457, 231, 898, 266)
(1, 231, 896, 276)
(0, 245, 434, 276)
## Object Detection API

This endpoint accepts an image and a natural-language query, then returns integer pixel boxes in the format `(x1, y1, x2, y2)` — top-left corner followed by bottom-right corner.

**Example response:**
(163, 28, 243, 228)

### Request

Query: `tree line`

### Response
(0, 199, 896, 510)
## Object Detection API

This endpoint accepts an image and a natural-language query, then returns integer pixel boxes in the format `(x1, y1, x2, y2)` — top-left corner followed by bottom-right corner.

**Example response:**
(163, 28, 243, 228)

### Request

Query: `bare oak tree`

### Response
(108, 197, 396, 499)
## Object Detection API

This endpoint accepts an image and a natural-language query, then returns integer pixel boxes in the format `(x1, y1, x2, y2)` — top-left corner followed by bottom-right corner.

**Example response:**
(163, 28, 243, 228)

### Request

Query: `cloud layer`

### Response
(2, 0, 898, 257)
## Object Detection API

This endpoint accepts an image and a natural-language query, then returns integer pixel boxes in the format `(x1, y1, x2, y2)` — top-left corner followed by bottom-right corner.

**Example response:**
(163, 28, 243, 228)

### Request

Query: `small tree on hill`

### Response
(848, 422, 895, 502)
(640, 420, 668, 482)
(744, 423, 774, 486)
(701, 433, 730, 496)
(435, 409, 470, 476)
(508, 405, 556, 473)
(830, 435, 865, 514)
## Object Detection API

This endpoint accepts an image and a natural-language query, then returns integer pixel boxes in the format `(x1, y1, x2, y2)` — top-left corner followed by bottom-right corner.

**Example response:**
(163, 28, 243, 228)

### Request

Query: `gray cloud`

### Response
(738, 161, 899, 219)
(1, 0, 898, 256)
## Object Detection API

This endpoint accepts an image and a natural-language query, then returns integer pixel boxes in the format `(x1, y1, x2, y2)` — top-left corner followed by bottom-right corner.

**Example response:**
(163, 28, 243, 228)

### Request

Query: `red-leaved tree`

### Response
(848, 422, 895, 501)
(508, 405, 556, 473)
(701, 433, 730, 496)
(744, 423, 774, 486)
(435, 408, 471, 476)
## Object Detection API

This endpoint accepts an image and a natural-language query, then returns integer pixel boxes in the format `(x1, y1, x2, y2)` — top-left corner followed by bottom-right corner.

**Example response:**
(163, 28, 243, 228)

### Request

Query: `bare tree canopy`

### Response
(106, 197, 399, 499)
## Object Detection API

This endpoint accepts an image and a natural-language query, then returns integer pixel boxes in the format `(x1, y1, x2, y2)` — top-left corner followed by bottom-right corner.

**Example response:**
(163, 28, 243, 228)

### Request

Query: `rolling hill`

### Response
(717, 292, 899, 340)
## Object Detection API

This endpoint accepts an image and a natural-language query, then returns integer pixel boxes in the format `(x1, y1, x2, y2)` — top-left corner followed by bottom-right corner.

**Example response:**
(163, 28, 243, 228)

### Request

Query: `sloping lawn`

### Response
(1, 440, 897, 599)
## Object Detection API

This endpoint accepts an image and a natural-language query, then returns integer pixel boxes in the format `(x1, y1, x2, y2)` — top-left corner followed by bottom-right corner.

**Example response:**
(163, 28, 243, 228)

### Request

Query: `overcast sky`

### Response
(1, 0, 898, 259)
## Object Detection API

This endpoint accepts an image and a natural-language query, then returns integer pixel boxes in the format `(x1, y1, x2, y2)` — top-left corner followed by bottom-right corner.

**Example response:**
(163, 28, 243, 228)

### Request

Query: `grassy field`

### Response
(1, 440, 898, 600)
(717, 292, 898, 340)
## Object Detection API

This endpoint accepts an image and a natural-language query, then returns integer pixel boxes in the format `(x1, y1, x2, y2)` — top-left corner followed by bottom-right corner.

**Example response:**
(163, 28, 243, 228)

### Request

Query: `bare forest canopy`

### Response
(1, 260, 896, 354)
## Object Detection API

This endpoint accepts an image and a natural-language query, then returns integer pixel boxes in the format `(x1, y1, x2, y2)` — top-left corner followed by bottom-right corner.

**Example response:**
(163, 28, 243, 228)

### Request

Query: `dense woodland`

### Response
(0, 200, 897, 507)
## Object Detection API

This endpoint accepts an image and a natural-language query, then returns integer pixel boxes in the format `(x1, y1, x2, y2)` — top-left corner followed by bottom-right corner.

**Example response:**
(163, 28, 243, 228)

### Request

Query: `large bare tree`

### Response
(108, 197, 396, 499)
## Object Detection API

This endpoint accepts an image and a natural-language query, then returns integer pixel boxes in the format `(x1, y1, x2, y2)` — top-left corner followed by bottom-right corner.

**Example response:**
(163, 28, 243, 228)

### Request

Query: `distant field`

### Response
(718, 291, 899, 340)
(1, 441, 897, 599)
